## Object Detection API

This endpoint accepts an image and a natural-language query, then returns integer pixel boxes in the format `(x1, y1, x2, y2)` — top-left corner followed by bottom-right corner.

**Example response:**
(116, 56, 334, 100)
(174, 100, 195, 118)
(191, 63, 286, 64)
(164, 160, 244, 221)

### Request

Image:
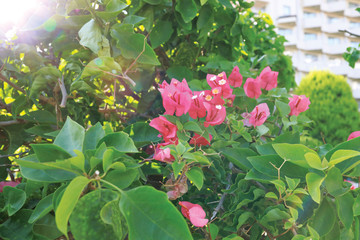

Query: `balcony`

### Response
(323, 43, 347, 55)
(345, 8, 360, 17)
(277, 15, 297, 26)
(284, 34, 297, 47)
(303, 0, 321, 9)
(321, 1, 346, 13)
(298, 40, 323, 51)
(321, 21, 346, 34)
(296, 60, 322, 72)
(253, 0, 269, 8)
(303, 15, 323, 29)
(347, 68, 360, 80)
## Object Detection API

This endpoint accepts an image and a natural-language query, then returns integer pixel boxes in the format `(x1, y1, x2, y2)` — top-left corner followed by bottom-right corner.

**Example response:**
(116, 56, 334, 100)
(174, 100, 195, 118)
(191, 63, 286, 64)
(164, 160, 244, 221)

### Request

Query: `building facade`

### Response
(252, 0, 360, 101)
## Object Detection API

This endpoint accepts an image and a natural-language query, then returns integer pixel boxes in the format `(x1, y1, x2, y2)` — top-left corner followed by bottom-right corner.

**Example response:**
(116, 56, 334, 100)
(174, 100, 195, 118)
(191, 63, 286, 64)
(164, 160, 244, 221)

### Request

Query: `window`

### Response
(283, 5, 291, 15)
(278, 28, 292, 36)
(305, 54, 318, 63)
(350, 21, 360, 29)
(350, 41, 360, 48)
(328, 37, 340, 45)
(349, 2, 360, 8)
(304, 33, 317, 41)
(328, 17, 340, 24)
(304, 12, 316, 18)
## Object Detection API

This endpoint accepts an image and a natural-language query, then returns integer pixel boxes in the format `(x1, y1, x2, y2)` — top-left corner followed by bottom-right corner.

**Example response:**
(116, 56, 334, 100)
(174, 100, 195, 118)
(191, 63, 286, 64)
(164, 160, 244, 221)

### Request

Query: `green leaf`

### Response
(84, 123, 105, 151)
(149, 21, 173, 48)
(143, 0, 162, 4)
(265, 192, 278, 200)
(222, 147, 256, 170)
(260, 208, 290, 224)
(185, 167, 204, 190)
(97, 132, 138, 153)
(183, 121, 203, 133)
(305, 152, 326, 170)
(329, 149, 360, 166)
(69, 189, 120, 240)
(69, 150, 86, 172)
(33, 214, 63, 240)
(0, 210, 33, 240)
(336, 192, 354, 229)
(200, 0, 208, 5)
(273, 143, 316, 168)
(306, 172, 324, 203)
(3, 186, 26, 216)
(111, 23, 160, 65)
(81, 56, 122, 79)
(31, 144, 72, 163)
(172, 161, 185, 177)
(325, 167, 349, 197)
(124, 122, 161, 147)
(104, 169, 139, 189)
(311, 198, 336, 237)
(30, 67, 61, 97)
(29, 193, 54, 224)
(54, 117, 85, 156)
(103, 148, 115, 172)
(119, 186, 193, 240)
(285, 176, 300, 191)
(100, 199, 128, 239)
(97, 0, 128, 21)
(79, 19, 103, 54)
(55, 176, 91, 238)
(275, 100, 291, 117)
(256, 125, 269, 136)
(175, 0, 197, 23)
(354, 195, 360, 216)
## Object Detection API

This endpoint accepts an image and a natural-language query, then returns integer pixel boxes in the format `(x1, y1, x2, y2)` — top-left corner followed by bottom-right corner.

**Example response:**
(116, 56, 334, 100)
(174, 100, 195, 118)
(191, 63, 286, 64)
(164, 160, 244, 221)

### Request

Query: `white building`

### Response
(252, 0, 360, 102)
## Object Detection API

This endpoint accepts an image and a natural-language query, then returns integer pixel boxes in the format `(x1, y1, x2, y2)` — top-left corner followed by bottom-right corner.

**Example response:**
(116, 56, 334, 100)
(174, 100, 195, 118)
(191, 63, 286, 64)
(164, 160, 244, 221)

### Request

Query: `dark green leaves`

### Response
(149, 21, 174, 48)
(311, 198, 336, 237)
(175, 0, 197, 23)
(2, 186, 26, 216)
(79, 19, 104, 54)
(97, 132, 138, 153)
(119, 186, 193, 240)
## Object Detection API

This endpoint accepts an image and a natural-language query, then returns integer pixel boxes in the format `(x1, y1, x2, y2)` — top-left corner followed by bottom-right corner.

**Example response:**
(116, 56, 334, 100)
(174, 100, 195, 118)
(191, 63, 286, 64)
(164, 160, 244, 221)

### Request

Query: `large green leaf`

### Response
(311, 197, 336, 237)
(55, 176, 91, 238)
(33, 214, 63, 240)
(29, 193, 54, 224)
(149, 20, 174, 48)
(222, 147, 256, 170)
(97, 132, 138, 153)
(0, 209, 33, 240)
(31, 144, 72, 162)
(104, 169, 139, 189)
(119, 186, 193, 240)
(336, 192, 354, 229)
(100, 199, 128, 239)
(175, 0, 197, 23)
(273, 143, 315, 168)
(111, 23, 160, 65)
(83, 122, 106, 151)
(329, 149, 360, 166)
(78, 19, 103, 54)
(97, 0, 128, 21)
(325, 167, 349, 197)
(275, 99, 291, 117)
(81, 56, 122, 79)
(185, 167, 204, 190)
(54, 117, 85, 156)
(69, 189, 120, 239)
(123, 122, 161, 147)
(2, 186, 26, 216)
(306, 172, 324, 204)
(30, 67, 61, 97)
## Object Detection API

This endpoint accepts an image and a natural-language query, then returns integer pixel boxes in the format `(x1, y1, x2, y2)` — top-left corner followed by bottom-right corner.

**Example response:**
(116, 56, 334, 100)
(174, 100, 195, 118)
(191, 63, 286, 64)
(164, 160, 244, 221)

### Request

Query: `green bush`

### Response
(296, 70, 360, 145)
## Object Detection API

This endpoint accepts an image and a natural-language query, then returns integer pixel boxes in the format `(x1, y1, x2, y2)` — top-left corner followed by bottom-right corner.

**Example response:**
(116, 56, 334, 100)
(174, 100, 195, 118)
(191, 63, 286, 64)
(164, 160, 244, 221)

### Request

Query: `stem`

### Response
(0, 73, 26, 94)
(58, 75, 68, 108)
(100, 179, 124, 193)
(0, 119, 26, 126)
(207, 224, 213, 240)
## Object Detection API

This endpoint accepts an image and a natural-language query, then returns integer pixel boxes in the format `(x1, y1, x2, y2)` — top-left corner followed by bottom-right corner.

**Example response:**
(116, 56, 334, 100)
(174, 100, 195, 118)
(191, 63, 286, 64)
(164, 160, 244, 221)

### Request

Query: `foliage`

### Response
(343, 8, 360, 68)
(296, 70, 360, 146)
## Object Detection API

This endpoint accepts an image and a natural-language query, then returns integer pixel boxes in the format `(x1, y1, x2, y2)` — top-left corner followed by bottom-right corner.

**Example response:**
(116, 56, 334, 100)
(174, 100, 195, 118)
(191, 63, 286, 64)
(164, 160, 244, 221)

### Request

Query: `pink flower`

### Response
(344, 179, 358, 190)
(228, 66, 243, 88)
(258, 66, 278, 91)
(166, 177, 188, 200)
(0, 180, 20, 192)
(203, 98, 226, 127)
(249, 103, 270, 127)
(348, 131, 360, 141)
(241, 112, 252, 127)
(149, 116, 178, 143)
(189, 91, 208, 119)
(244, 78, 262, 99)
(179, 201, 209, 227)
(206, 72, 233, 99)
(226, 94, 236, 107)
(159, 79, 193, 116)
(189, 133, 212, 146)
(153, 144, 174, 162)
(288, 95, 310, 116)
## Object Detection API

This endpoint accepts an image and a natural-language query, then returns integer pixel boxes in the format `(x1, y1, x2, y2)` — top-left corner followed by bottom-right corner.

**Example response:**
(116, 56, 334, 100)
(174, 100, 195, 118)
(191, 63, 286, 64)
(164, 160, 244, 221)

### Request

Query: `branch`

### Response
(0, 73, 26, 94)
(57, 75, 68, 108)
(211, 162, 234, 220)
(339, 29, 360, 38)
(0, 119, 26, 127)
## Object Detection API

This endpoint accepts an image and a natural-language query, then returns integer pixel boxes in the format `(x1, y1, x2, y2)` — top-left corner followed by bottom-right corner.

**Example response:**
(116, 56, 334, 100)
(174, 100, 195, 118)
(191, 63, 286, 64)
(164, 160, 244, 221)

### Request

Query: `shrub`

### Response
(296, 70, 360, 145)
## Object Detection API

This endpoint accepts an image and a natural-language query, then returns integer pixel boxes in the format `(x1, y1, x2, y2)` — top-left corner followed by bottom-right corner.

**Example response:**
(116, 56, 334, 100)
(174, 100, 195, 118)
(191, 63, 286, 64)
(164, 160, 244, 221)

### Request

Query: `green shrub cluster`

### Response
(296, 70, 360, 145)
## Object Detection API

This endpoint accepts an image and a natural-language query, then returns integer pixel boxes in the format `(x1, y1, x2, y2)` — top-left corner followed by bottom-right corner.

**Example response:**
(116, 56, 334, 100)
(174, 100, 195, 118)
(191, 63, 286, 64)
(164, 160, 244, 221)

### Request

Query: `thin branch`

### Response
(0, 119, 26, 127)
(57, 75, 68, 108)
(124, 31, 150, 76)
(0, 73, 26, 94)
(211, 162, 234, 220)
(339, 29, 360, 38)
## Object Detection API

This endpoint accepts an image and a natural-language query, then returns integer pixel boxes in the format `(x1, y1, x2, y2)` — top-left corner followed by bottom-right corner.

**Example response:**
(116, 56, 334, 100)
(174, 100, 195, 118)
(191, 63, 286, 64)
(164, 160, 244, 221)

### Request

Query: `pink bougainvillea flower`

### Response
(149, 116, 178, 143)
(226, 94, 236, 107)
(244, 78, 262, 99)
(288, 95, 311, 116)
(159, 78, 193, 116)
(0, 180, 20, 192)
(189, 91, 208, 119)
(344, 179, 358, 190)
(189, 133, 212, 146)
(241, 112, 252, 127)
(249, 103, 270, 127)
(179, 201, 209, 227)
(166, 177, 188, 200)
(348, 131, 360, 141)
(228, 66, 243, 88)
(203, 98, 226, 127)
(206, 72, 233, 99)
(258, 66, 278, 91)
(153, 144, 174, 162)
